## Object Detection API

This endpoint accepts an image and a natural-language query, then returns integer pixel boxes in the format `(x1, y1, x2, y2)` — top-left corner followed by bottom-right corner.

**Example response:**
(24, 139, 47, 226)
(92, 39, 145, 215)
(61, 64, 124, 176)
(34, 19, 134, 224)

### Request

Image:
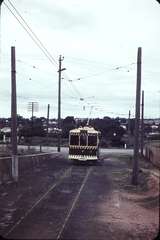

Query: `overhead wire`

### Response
(62, 71, 84, 99)
(16, 59, 82, 108)
(3, 1, 139, 118)
(7, 0, 58, 67)
(4, 1, 58, 68)
(74, 62, 136, 80)
(4, 1, 135, 102)
(4, 1, 88, 107)
(62, 60, 137, 115)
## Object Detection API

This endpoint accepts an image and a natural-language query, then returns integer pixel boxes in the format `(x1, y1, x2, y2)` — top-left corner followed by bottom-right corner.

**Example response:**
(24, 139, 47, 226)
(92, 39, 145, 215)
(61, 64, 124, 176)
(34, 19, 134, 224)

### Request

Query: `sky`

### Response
(0, 0, 160, 119)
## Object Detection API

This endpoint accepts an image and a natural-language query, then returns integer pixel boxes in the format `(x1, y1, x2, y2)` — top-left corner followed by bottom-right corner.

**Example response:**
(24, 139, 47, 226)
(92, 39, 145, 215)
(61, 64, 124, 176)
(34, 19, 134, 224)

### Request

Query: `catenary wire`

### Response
(4, 2, 88, 105)
(3, 2, 138, 118)
(4, 1, 58, 68)
(7, 0, 58, 66)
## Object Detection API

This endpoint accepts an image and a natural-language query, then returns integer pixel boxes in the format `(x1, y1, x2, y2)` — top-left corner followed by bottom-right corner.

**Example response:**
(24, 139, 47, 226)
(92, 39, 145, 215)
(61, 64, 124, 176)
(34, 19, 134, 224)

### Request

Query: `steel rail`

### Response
(56, 166, 93, 240)
(4, 166, 73, 237)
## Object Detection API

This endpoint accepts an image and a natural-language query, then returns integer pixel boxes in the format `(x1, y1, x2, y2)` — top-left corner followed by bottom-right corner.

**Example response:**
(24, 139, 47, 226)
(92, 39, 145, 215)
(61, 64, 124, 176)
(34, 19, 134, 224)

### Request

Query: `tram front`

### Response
(68, 126, 100, 162)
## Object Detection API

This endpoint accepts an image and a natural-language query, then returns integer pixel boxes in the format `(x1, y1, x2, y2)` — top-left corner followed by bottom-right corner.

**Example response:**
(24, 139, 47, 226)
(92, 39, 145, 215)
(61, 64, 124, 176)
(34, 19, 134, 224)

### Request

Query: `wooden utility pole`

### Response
(28, 101, 38, 129)
(128, 110, 131, 147)
(0, 1, 4, 65)
(46, 104, 50, 145)
(11, 46, 18, 182)
(140, 90, 144, 157)
(32, 102, 34, 122)
(57, 55, 66, 152)
(132, 47, 142, 185)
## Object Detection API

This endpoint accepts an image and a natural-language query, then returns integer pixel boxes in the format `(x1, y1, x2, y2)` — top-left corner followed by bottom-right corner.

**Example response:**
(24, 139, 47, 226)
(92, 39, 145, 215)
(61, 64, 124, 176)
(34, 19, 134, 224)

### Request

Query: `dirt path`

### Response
(99, 154, 159, 240)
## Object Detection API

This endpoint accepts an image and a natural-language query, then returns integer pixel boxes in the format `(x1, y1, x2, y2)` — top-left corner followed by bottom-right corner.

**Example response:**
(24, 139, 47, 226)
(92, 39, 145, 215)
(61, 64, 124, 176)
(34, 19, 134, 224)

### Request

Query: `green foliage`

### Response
(62, 116, 76, 138)
(90, 117, 126, 147)
(0, 131, 4, 140)
(19, 117, 45, 138)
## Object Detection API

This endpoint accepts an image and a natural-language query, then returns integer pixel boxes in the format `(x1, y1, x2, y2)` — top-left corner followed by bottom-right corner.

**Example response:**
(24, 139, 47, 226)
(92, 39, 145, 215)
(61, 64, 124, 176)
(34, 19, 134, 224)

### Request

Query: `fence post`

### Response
(11, 155, 18, 182)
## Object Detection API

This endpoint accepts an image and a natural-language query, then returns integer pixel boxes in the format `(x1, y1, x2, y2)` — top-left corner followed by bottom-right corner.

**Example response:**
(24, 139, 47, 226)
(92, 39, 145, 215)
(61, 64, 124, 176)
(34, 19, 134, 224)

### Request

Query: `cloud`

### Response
(20, 0, 93, 31)
(0, 0, 160, 118)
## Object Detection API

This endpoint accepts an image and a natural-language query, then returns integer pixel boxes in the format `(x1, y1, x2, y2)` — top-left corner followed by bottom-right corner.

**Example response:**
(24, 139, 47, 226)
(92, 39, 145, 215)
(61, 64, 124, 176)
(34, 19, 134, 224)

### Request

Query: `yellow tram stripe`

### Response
(69, 146, 97, 149)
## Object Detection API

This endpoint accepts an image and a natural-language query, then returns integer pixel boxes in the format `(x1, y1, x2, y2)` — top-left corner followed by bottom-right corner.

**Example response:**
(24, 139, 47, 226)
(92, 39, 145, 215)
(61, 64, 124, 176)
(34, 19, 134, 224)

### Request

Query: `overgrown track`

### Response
(4, 163, 94, 239)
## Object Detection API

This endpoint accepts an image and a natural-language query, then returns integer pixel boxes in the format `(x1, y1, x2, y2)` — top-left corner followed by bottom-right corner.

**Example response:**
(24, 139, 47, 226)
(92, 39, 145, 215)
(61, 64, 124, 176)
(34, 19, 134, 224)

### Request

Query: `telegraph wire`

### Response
(65, 56, 115, 68)
(4, 0, 135, 105)
(72, 62, 136, 80)
(60, 60, 136, 110)
(16, 57, 83, 103)
(4, 1, 89, 106)
(7, 0, 58, 66)
(2, 1, 137, 117)
(4, 1, 58, 68)
(66, 55, 136, 70)
(62, 71, 83, 99)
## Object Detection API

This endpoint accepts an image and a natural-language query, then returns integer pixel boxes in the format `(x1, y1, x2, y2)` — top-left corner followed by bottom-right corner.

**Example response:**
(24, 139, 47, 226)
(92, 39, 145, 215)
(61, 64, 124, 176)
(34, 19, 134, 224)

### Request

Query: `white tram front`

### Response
(68, 126, 101, 161)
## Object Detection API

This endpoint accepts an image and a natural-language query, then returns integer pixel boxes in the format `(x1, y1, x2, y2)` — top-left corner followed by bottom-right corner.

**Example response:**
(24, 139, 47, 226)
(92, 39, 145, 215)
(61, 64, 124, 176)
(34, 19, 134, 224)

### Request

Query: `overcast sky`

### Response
(0, 0, 160, 119)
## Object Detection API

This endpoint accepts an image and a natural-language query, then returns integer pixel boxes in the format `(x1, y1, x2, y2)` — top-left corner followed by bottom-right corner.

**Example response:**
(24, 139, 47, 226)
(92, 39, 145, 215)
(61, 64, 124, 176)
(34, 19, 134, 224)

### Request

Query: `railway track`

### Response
(1, 151, 158, 240)
(4, 164, 93, 239)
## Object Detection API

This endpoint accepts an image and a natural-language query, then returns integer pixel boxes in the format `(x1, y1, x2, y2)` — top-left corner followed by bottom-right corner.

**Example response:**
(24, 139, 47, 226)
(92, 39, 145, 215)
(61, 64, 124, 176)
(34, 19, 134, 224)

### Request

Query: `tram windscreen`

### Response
(70, 135, 79, 145)
(80, 134, 87, 146)
(88, 135, 97, 146)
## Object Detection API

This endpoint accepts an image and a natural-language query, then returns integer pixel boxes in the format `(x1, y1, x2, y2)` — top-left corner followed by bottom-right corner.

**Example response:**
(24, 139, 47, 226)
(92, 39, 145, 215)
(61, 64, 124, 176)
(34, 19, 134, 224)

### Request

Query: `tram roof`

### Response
(69, 126, 100, 134)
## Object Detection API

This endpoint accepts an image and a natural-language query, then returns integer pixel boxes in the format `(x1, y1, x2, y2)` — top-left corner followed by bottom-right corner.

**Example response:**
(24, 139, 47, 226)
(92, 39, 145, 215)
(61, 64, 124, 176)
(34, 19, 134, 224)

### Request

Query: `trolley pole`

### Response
(57, 55, 66, 152)
(132, 47, 142, 185)
(11, 46, 18, 182)
(140, 90, 144, 157)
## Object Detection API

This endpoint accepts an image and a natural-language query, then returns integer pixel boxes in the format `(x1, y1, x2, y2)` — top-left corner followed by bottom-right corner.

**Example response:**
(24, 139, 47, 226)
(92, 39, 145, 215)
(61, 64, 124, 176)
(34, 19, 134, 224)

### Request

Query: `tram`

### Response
(68, 125, 101, 161)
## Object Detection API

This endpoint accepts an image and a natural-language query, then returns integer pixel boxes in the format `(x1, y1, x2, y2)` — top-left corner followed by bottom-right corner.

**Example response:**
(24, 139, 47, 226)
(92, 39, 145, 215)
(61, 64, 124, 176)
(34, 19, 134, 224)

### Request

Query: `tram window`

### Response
(88, 135, 97, 146)
(70, 135, 79, 145)
(80, 134, 87, 146)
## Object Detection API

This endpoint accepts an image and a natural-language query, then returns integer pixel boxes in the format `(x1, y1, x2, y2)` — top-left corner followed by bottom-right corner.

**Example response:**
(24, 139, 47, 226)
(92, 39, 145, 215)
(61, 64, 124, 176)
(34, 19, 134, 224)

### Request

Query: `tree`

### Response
(19, 117, 45, 141)
(91, 117, 126, 147)
(0, 131, 3, 140)
(62, 116, 76, 138)
(32, 118, 45, 137)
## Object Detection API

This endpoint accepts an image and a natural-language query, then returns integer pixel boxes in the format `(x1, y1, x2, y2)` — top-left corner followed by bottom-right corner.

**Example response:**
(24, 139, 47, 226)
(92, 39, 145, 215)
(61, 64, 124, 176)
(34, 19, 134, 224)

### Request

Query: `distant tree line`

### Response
(0, 115, 159, 147)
